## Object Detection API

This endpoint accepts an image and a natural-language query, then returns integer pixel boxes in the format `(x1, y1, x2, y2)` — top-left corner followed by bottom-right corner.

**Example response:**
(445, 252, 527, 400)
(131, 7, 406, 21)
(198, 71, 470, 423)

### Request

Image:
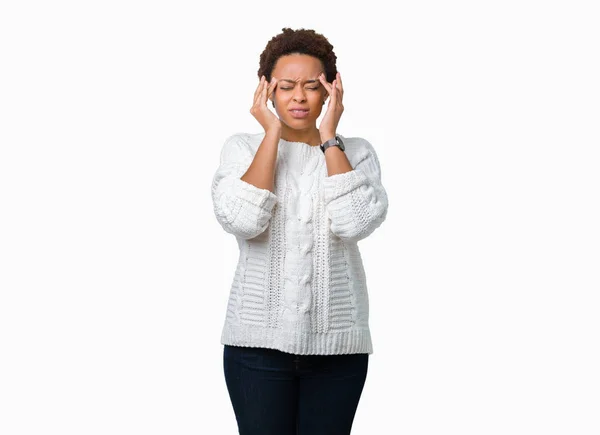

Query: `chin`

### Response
(284, 117, 309, 125)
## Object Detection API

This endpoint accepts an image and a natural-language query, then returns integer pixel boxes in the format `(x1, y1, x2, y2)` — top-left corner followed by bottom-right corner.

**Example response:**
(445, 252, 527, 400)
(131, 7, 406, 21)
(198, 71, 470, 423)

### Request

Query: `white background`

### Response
(1, 1, 599, 434)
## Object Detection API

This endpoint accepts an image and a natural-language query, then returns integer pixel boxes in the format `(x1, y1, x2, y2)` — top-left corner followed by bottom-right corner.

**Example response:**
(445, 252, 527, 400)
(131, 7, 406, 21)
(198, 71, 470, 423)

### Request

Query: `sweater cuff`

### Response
(322, 169, 369, 204)
(233, 177, 278, 210)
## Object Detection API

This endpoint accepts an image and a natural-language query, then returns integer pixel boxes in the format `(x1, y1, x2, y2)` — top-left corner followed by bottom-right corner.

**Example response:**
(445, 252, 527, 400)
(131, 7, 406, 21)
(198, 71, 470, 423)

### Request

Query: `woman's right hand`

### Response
(250, 76, 281, 133)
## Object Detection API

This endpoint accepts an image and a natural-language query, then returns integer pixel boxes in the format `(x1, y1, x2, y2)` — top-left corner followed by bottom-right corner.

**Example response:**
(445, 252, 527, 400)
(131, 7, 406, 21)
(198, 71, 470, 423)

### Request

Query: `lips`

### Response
(288, 108, 310, 119)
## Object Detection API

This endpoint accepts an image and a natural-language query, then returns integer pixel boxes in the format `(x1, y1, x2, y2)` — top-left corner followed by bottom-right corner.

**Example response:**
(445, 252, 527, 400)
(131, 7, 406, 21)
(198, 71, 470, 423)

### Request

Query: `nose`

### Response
(292, 88, 306, 102)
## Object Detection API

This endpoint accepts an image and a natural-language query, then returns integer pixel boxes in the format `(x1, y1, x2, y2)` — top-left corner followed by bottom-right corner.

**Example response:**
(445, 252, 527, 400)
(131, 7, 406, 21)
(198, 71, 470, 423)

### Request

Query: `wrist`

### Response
(320, 132, 336, 143)
(265, 126, 282, 137)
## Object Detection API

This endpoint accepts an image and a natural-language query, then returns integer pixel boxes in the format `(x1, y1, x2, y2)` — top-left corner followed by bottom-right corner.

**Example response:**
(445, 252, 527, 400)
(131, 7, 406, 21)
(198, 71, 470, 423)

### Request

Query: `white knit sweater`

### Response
(211, 132, 388, 355)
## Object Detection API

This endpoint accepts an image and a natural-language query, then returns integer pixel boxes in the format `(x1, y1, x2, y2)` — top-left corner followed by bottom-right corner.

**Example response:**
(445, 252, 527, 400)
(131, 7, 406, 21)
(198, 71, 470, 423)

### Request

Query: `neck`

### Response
(280, 124, 321, 147)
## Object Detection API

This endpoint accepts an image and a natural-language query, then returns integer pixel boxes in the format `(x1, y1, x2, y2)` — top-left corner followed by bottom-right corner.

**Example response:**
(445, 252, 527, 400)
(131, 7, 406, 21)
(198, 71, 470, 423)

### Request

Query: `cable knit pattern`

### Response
(322, 148, 388, 242)
(212, 136, 278, 240)
(211, 132, 388, 355)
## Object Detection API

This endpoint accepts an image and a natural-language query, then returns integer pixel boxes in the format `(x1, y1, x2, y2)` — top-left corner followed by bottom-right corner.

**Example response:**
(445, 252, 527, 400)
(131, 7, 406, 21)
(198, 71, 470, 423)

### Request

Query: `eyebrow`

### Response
(279, 79, 320, 84)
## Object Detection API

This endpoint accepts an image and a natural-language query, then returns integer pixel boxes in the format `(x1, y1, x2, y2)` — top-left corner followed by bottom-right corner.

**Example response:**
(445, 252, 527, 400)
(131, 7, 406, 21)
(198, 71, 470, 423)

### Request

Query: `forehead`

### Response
(272, 54, 323, 80)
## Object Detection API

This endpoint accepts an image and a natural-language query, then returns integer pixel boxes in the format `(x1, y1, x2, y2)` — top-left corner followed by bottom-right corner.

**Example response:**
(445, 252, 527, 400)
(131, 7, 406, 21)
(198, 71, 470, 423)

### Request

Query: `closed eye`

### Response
(280, 87, 320, 90)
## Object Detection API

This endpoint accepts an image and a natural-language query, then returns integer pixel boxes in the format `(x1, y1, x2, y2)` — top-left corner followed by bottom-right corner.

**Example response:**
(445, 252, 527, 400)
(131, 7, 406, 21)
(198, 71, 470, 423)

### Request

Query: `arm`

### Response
(211, 133, 279, 240)
(322, 138, 389, 243)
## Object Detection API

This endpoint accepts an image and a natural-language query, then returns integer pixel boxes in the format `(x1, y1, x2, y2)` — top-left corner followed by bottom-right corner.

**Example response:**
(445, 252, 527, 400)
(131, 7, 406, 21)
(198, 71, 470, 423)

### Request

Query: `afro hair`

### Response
(258, 27, 338, 84)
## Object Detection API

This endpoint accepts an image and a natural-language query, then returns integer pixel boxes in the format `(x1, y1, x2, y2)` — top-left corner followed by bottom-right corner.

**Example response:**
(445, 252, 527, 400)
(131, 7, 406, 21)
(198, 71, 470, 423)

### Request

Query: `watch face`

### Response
(336, 136, 345, 151)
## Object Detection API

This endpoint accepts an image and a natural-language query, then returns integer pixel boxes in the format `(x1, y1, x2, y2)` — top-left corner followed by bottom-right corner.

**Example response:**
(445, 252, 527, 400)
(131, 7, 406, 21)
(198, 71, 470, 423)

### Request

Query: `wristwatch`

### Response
(320, 135, 345, 153)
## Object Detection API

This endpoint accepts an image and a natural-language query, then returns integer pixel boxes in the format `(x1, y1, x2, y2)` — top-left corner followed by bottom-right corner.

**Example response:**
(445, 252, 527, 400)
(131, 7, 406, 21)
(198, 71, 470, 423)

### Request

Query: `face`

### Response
(269, 54, 328, 129)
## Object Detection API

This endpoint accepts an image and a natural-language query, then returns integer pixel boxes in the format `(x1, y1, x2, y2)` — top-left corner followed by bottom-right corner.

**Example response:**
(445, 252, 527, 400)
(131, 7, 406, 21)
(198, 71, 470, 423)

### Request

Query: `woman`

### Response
(211, 27, 389, 435)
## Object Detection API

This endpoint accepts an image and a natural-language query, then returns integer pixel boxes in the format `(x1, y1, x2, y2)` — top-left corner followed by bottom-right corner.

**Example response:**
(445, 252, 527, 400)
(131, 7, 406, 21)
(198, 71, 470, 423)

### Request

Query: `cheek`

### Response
(273, 92, 285, 103)
(311, 93, 325, 106)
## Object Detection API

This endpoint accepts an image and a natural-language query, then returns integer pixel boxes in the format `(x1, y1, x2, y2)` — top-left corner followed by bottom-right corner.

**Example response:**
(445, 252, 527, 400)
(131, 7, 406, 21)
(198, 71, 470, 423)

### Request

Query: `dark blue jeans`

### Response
(223, 344, 369, 435)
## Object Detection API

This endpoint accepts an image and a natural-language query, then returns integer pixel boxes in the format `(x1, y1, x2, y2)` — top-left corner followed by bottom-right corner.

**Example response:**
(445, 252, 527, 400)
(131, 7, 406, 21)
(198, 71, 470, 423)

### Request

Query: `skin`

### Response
(273, 54, 327, 145)
(244, 53, 352, 192)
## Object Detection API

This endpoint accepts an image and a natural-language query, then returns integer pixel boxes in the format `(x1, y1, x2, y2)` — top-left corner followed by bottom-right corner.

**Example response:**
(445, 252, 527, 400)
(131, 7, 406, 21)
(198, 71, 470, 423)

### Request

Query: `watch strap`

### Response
(320, 135, 343, 153)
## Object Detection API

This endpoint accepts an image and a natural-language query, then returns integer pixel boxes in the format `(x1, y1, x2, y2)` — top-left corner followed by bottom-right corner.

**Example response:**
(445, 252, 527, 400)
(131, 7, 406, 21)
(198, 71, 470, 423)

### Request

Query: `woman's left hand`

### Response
(318, 72, 344, 140)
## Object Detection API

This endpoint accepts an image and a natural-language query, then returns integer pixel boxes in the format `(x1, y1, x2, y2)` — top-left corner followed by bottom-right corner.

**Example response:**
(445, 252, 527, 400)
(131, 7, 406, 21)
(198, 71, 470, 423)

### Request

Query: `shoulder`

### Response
(338, 134, 379, 166)
(223, 132, 265, 153)
(222, 132, 252, 147)
(338, 134, 376, 153)
(219, 132, 255, 162)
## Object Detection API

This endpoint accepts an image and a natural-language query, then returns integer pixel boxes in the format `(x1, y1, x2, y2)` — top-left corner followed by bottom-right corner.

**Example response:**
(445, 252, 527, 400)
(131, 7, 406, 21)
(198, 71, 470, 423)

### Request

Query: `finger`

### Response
(254, 76, 265, 103)
(333, 78, 343, 106)
(263, 78, 275, 105)
(326, 79, 335, 110)
(318, 73, 332, 95)
(336, 72, 343, 95)
(267, 77, 277, 100)
(261, 76, 269, 104)
(256, 77, 268, 106)
(335, 73, 344, 102)
(333, 79, 342, 109)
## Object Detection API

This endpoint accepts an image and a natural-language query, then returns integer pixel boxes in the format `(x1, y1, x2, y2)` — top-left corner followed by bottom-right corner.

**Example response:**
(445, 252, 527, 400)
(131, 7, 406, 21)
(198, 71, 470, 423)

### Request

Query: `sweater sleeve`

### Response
(211, 133, 278, 240)
(322, 138, 388, 243)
